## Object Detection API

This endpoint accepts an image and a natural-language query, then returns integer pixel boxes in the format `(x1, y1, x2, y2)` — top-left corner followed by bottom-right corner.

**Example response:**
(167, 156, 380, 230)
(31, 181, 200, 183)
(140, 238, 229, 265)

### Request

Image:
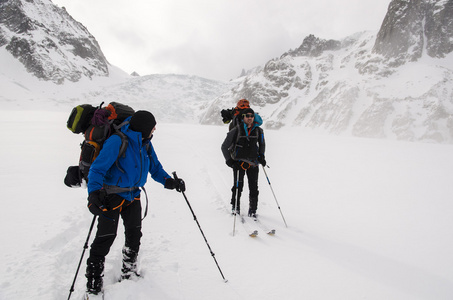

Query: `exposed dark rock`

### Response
(373, 0, 453, 63)
(0, 0, 109, 84)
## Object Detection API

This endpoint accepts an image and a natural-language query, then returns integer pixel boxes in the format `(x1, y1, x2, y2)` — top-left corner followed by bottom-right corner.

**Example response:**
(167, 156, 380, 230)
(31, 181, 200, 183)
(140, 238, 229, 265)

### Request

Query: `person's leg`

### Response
(86, 199, 121, 294)
(231, 168, 245, 213)
(121, 197, 143, 279)
(247, 166, 259, 216)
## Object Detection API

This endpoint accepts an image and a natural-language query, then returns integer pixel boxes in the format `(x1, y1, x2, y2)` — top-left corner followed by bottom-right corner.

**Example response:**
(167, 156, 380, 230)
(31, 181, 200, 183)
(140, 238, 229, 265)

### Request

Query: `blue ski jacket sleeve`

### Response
(87, 121, 171, 200)
(147, 142, 171, 185)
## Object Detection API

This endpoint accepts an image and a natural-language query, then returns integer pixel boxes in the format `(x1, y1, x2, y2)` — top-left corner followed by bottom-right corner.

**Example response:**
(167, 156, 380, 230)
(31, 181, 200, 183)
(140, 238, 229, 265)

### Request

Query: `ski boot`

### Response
(231, 205, 240, 215)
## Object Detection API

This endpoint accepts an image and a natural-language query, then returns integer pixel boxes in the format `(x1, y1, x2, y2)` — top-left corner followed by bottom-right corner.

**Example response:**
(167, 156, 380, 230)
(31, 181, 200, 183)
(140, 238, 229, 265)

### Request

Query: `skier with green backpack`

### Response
(65, 104, 185, 298)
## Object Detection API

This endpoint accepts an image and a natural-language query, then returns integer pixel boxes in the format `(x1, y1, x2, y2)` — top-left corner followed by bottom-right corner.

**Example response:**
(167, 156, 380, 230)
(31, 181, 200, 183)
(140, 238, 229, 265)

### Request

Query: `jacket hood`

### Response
(242, 113, 263, 135)
(253, 113, 263, 127)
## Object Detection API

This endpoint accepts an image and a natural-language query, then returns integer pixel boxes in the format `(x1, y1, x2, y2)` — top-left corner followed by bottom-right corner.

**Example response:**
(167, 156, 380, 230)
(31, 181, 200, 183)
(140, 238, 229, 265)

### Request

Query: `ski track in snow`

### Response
(1, 111, 453, 300)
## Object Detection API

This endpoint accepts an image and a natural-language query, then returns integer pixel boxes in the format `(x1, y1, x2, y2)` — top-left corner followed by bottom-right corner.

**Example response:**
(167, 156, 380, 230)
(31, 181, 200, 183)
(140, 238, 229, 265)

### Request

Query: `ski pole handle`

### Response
(172, 171, 186, 193)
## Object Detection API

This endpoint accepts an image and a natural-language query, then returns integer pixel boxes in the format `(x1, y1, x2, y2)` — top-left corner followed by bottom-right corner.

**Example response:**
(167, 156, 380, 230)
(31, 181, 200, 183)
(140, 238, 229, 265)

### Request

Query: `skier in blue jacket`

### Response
(85, 110, 185, 297)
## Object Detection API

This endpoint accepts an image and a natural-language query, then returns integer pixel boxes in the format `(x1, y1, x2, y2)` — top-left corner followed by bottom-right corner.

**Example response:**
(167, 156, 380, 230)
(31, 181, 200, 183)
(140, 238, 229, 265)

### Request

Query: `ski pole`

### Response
(172, 172, 228, 282)
(261, 165, 288, 228)
(67, 215, 97, 300)
(232, 168, 240, 236)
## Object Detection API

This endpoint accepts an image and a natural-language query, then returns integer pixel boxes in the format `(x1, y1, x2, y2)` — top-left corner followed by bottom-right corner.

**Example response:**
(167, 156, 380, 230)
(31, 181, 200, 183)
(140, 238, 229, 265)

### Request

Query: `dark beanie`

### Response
(242, 108, 255, 117)
(129, 110, 156, 138)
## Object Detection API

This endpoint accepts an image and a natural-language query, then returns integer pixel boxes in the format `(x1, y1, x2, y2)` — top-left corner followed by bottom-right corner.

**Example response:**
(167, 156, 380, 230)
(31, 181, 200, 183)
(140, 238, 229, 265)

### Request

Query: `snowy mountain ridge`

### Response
(0, 0, 234, 123)
(203, 0, 453, 143)
(1, 0, 453, 143)
(0, 0, 109, 83)
(73, 73, 236, 124)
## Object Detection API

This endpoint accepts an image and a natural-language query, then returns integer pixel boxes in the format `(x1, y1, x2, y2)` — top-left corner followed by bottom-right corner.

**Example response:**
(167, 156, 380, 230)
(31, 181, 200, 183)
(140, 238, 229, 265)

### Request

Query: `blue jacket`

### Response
(87, 118, 171, 200)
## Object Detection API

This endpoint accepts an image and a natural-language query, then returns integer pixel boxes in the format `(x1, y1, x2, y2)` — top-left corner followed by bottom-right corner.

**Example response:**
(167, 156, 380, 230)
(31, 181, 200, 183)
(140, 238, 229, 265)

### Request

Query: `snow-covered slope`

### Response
(1, 111, 452, 300)
(2, 0, 452, 143)
(0, 0, 110, 83)
(202, 0, 453, 143)
(203, 29, 453, 143)
(72, 73, 235, 123)
(1, 2, 452, 298)
(0, 43, 232, 123)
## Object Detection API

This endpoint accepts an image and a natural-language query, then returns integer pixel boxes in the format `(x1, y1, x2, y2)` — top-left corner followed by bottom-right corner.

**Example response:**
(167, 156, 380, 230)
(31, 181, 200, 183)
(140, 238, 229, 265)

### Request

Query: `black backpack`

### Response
(64, 102, 135, 187)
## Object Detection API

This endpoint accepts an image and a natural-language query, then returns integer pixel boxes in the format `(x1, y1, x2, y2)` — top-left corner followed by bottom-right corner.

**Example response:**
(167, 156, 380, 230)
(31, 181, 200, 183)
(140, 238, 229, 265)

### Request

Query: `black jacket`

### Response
(221, 122, 265, 163)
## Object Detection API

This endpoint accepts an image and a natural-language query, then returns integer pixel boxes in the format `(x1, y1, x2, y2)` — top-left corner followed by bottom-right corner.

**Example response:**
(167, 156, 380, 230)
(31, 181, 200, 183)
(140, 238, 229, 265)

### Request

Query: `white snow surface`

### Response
(1, 110, 452, 300)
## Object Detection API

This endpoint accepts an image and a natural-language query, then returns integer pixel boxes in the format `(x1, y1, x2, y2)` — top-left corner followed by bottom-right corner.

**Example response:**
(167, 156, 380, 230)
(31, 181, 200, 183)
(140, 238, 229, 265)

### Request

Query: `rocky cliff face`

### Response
(0, 0, 109, 84)
(203, 0, 453, 143)
(373, 0, 453, 63)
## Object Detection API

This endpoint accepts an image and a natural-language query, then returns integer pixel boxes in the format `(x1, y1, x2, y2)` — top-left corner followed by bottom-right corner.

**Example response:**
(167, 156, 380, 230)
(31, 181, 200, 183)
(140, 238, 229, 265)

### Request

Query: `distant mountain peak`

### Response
(373, 0, 453, 64)
(0, 0, 109, 84)
(283, 34, 342, 58)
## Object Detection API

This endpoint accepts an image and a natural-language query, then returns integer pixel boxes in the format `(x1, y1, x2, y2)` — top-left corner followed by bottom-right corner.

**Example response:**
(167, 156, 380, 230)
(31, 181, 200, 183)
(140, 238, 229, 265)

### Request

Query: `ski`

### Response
(231, 208, 276, 237)
(251, 215, 276, 235)
(249, 230, 259, 237)
(231, 211, 259, 237)
(238, 214, 259, 237)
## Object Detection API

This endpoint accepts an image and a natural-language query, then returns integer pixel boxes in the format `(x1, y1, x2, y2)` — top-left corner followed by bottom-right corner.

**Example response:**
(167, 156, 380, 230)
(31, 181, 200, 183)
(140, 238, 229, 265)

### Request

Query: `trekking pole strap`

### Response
(140, 186, 149, 220)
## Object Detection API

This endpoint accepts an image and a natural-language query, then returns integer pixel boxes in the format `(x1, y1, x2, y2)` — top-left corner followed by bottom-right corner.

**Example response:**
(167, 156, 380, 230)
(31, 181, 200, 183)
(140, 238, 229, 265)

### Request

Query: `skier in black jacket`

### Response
(221, 108, 266, 217)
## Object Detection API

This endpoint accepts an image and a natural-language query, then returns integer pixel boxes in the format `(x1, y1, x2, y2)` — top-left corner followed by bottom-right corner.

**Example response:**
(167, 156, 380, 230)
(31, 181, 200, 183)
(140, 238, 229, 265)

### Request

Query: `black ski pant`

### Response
(231, 165, 259, 212)
(86, 194, 142, 275)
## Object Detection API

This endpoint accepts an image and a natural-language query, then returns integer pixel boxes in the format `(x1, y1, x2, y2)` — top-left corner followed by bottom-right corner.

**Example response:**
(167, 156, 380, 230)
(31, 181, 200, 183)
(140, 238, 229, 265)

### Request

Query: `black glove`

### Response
(64, 165, 82, 188)
(165, 178, 186, 192)
(87, 190, 106, 215)
(175, 178, 185, 192)
(221, 109, 233, 124)
(226, 159, 242, 169)
(226, 159, 235, 168)
(258, 155, 266, 167)
(226, 159, 241, 169)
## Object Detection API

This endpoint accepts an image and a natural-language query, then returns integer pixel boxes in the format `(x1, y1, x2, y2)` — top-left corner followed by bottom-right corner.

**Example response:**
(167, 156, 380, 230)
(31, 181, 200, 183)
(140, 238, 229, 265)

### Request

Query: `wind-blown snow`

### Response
(1, 110, 452, 300)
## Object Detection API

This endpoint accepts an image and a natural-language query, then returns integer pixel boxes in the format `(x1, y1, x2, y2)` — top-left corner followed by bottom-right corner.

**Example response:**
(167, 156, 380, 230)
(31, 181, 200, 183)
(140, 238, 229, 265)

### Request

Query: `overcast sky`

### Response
(51, 0, 391, 82)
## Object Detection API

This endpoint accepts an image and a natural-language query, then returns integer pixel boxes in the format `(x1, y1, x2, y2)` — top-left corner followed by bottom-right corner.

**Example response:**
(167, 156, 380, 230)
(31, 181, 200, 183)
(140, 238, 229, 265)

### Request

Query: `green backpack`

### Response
(64, 102, 135, 187)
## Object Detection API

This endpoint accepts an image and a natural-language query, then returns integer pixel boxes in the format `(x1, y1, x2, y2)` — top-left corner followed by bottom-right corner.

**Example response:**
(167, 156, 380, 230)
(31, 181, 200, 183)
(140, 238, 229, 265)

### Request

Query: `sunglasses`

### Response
(243, 113, 254, 118)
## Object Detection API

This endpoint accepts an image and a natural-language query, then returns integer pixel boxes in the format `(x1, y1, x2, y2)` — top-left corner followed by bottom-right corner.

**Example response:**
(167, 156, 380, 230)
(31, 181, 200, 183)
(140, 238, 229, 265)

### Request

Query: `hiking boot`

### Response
(120, 270, 141, 281)
(85, 258, 104, 295)
(84, 290, 104, 300)
(120, 247, 140, 281)
(86, 275, 103, 295)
